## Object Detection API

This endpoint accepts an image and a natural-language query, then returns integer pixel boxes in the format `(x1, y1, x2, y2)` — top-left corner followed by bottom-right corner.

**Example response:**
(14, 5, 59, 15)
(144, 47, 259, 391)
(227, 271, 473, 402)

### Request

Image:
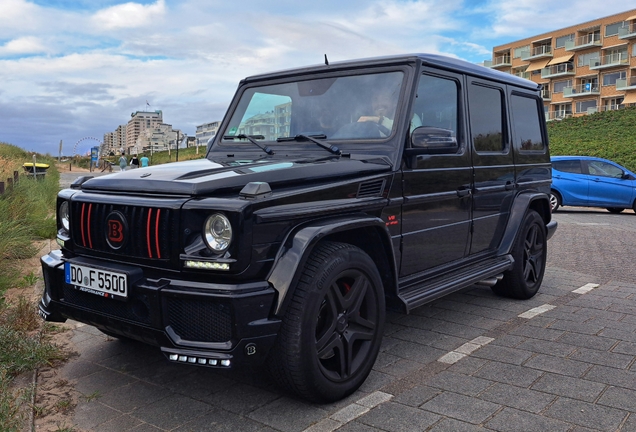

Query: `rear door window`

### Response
(552, 160, 582, 173)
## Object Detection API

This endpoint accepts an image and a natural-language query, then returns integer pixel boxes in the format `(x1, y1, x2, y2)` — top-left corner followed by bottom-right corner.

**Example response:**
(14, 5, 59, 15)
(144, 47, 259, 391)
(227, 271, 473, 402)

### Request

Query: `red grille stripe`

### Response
(80, 203, 86, 247)
(155, 209, 161, 259)
(146, 208, 153, 259)
(87, 203, 93, 249)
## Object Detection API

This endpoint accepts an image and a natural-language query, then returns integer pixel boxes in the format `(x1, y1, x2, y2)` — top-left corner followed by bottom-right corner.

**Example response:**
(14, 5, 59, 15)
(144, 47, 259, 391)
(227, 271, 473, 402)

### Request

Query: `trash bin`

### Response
(23, 163, 50, 178)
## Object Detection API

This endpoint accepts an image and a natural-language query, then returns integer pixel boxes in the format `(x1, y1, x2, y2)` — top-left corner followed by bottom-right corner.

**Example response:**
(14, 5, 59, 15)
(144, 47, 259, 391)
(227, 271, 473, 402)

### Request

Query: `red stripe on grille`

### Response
(80, 203, 86, 247)
(146, 208, 153, 258)
(87, 203, 93, 249)
(155, 209, 161, 259)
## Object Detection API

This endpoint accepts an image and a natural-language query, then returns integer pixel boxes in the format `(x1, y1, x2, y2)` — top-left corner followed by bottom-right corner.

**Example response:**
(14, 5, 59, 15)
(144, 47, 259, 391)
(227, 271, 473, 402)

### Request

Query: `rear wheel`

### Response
(606, 207, 625, 214)
(267, 241, 385, 403)
(492, 210, 546, 299)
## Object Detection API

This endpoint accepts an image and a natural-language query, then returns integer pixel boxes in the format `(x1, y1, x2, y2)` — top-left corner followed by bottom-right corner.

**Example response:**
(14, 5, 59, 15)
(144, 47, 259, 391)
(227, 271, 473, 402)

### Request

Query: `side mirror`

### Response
(409, 127, 458, 154)
(206, 136, 215, 152)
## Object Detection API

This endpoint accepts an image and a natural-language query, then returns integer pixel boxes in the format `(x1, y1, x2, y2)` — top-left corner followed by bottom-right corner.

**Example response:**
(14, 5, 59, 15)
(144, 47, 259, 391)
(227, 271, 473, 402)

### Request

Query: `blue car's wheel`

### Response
(549, 191, 561, 212)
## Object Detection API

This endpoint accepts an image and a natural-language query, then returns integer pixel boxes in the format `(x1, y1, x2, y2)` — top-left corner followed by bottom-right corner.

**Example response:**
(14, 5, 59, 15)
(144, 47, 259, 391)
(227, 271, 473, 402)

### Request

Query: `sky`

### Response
(0, 0, 633, 156)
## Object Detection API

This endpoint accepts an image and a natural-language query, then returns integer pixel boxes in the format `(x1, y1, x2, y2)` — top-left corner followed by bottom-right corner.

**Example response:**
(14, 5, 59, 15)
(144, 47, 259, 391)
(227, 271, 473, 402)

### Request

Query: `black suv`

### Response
(40, 54, 557, 402)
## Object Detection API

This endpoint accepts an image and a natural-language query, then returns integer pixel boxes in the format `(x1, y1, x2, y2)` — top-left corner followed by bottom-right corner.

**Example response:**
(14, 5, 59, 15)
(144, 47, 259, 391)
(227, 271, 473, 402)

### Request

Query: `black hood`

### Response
(80, 156, 391, 196)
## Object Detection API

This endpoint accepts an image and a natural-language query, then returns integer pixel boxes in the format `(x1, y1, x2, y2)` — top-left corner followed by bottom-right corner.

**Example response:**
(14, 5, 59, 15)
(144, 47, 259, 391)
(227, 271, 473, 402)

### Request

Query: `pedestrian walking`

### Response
(118, 153, 128, 172)
(130, 155, 140, 169)
(140, 155, 150, 167)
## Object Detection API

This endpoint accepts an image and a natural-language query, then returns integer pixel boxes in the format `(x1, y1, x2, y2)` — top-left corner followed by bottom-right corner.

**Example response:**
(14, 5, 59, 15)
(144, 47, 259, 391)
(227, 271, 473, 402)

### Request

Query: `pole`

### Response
(176, 130, 180, 162)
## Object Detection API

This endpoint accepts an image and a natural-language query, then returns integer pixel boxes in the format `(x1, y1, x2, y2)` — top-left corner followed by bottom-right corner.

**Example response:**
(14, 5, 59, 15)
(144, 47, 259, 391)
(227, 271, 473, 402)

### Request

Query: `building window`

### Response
(577, 51, 600, 67)
(605, 22, 625, 37)
(553, 80, 572, 94)
(513, 46, 529, 59)
(602, 70, 626, 86)
(575, 99, 597, 113)
(555, 34, 574, 48)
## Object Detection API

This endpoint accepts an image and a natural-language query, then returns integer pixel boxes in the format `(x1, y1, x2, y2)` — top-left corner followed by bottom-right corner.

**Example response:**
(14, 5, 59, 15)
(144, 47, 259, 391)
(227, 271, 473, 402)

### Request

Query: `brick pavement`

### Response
(40, 209, 636, 431)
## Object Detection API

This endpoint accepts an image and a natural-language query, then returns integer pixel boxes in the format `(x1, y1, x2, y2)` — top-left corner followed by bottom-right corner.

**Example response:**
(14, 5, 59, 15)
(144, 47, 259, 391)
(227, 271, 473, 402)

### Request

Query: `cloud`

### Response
(91, 0, 166, 30)
(0, 36, 47, 55)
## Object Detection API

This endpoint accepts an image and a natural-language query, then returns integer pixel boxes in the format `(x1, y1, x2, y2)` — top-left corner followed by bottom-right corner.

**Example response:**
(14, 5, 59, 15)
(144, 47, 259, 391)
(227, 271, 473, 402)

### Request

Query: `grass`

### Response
(0, 142, 65, 431)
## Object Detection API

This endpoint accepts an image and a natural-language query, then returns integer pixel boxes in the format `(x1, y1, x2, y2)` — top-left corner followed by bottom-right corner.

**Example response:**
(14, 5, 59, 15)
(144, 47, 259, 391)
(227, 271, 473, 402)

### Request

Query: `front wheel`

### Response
(492, 210, 547, 299)
(267, 242, 385, 403)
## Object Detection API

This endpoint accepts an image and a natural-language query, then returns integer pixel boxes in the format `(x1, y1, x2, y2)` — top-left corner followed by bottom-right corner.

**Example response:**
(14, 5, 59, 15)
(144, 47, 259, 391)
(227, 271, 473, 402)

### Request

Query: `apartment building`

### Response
(126, 110, 163, 151)
(486, 9, 636, 120)
(195, 121, 221, 146)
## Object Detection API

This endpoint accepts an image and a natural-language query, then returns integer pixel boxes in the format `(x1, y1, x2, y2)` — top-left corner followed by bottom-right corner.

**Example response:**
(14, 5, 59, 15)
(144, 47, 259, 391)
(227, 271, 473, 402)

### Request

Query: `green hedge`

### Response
(548, 106, 636, 172)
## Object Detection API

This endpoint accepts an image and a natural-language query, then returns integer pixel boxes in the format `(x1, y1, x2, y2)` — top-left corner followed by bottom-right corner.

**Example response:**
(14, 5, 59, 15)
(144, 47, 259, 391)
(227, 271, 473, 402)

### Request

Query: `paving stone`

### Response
(247, 396, 329, 432)
(337, 420, 386, 431)
(599, 328, 636, 344)
(73, 400, 122, 430)
(60, 359, 107, 380)
(547, 319, 606, 335)
(385, 341, 446, 364)
(75, 368, 138, 397)
(423, 371, 493, 397)
(431, 321, 488, 340)
(357, 401, 441, 432)
(569, 347, 633, 369)
(428, 417, 489, 431)
(486, 407, 572, 432)
(530, 373, 606, 402)
(473, 362, 543, 388)
(523, 354, 590, 377)
(510, 325, 565, 342)
(420, 392, 500, 424)
(543, 396, 627, 431)
(612, 341, 636, 356)
(445, 356, 489, 375)
(130, 392, 212, 430)
(97, 381, 167, 414)
(391, 385, 440, 407)
(596, 386, 636, 411)
(479, 382, 555, 413)
(200, 383, 281, 415)
(584, 365, 636, 390)
(557, 332, 618, 351)
(515, 338, 577, 357)
(471, 344, 533, 365)
(95, 414, 143, 432)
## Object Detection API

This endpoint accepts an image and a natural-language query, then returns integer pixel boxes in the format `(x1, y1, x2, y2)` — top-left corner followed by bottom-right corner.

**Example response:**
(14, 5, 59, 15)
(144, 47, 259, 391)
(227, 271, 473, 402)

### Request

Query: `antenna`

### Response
(324, 54, 329, 66)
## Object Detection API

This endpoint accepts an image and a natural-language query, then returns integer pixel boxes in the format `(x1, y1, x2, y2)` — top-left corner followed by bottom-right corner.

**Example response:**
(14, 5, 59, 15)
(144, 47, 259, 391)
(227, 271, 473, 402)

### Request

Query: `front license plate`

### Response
(65, 262, 128, 299)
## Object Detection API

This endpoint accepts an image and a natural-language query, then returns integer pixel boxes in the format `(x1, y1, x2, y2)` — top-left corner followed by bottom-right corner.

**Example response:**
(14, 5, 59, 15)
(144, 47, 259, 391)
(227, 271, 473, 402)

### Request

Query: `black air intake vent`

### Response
(357, 179, 385, 198)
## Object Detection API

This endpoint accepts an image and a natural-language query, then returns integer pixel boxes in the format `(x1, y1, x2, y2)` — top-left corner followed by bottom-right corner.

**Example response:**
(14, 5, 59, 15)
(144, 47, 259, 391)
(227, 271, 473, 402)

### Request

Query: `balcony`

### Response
(541, 88, 551, 101)
(589, 52, 629, 70)
(599, 104, 624, 112)
(546, 111, 572, 121)
(563, 83, 600, 98)
(514, 71, 530, 79)
(541, 63, 575, 78)
(520, 46, 553, 61)
(565, 33, 602, 51)
(615, 76, 636, 90)
(486, 54, 512, 68)
(618, 23, 636, 39)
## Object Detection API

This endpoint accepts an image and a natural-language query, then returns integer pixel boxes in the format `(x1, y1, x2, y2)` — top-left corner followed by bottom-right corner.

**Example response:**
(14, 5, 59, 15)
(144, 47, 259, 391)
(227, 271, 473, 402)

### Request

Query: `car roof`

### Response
(241, 54, 540, 91)
(551, 155, 609, 162)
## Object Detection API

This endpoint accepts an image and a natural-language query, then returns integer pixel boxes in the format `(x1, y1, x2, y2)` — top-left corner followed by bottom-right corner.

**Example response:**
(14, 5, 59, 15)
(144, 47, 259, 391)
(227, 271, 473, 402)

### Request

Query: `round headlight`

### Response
(203, 213, 232, 253)
(59, 201, 70, 231)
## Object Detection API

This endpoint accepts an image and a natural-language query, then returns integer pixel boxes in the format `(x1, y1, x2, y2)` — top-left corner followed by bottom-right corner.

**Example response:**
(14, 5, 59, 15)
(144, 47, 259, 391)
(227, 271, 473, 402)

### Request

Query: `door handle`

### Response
(457, 188, 471, 197)
(505, 181, 515, 190)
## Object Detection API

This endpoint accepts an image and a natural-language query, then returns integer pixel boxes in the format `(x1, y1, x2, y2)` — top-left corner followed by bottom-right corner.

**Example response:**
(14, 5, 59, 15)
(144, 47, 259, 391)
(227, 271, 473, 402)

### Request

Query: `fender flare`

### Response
(267, 216, 397, 315)
(497, 192, 552, 255)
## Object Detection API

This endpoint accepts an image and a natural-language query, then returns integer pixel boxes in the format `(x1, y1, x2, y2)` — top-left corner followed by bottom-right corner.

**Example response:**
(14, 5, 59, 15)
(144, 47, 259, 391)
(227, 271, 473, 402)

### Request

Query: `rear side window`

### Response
(552, 160, 582, 173)
(510, 94, 544, 151)
(468, 84, 504, 153)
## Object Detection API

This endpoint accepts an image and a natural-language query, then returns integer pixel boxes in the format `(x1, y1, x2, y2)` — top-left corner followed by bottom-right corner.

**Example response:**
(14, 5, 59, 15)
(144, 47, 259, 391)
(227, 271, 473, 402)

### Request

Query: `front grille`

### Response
(71, 202, 173, 260)
(167, 297, 232, 343)
(62, 286, 153, 325)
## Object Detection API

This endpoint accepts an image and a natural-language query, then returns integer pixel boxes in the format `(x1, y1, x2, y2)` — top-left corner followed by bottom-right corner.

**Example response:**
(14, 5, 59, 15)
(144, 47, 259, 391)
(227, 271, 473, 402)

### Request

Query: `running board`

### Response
(397, 255, 514, 313)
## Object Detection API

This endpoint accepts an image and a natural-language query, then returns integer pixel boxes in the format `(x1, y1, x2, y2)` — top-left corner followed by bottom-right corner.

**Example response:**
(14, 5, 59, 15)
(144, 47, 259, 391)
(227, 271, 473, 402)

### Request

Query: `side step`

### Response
(397, 255, 514, 313)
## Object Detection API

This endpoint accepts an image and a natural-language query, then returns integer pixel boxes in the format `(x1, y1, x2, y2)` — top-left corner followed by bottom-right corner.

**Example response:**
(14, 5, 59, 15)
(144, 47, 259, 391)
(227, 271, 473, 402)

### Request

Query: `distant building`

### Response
(126, 110, 163, 152)
(236, 102, 291, 141)
(196, 121, 221, 146)
(485, 9, 636, 120)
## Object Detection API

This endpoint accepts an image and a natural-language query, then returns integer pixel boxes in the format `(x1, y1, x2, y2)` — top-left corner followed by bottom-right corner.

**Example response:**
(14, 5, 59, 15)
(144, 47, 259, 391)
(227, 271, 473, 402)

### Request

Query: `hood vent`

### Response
(357, 179, 385, 198)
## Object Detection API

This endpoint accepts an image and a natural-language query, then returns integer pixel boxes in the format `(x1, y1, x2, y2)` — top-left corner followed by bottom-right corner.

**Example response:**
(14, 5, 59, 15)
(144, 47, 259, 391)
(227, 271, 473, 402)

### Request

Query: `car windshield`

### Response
(222, 71, 404, 143)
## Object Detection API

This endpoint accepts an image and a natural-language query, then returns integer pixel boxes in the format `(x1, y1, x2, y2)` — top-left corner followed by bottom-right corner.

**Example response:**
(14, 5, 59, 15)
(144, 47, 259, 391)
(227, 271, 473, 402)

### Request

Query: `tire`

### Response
(549, 191, 561, 212)
(267, 241, 385, 403)
(606, 207, 624, 214)
(491, 210, 547, 299)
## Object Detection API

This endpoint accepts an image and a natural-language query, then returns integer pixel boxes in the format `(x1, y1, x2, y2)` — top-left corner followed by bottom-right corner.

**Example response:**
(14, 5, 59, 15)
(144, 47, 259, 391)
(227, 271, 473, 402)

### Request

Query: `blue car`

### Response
(551, 156, 636, 213)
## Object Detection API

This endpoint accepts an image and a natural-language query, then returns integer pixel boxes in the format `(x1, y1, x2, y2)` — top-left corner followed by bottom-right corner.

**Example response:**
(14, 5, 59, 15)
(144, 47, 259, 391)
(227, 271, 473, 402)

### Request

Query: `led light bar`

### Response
(167, 353, 231, 368)
(184, 260, 230, 271)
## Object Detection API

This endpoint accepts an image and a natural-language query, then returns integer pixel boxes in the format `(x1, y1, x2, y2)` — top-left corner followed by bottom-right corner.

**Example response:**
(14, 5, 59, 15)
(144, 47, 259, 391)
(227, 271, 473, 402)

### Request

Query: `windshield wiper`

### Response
(276, 134, 341, 155)
(223, 134, 274, 155)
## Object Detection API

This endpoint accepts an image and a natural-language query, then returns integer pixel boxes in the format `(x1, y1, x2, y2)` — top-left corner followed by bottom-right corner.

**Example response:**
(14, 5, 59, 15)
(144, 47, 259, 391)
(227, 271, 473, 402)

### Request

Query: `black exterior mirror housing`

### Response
(408, 126, 458, 154)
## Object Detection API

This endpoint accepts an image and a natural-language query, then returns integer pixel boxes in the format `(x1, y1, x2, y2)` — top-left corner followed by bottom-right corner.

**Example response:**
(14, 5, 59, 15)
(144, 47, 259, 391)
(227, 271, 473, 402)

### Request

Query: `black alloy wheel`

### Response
(267, 241, 385, 403)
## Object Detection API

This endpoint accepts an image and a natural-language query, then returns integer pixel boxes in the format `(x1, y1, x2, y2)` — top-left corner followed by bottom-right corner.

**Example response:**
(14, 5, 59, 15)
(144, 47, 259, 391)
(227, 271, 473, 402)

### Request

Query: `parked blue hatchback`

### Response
(551, 156, 636, 213)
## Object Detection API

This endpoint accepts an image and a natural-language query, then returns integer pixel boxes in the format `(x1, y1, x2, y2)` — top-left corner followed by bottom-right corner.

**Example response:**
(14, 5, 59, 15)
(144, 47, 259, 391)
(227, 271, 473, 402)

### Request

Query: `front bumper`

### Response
(39, 250, 281, 368)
